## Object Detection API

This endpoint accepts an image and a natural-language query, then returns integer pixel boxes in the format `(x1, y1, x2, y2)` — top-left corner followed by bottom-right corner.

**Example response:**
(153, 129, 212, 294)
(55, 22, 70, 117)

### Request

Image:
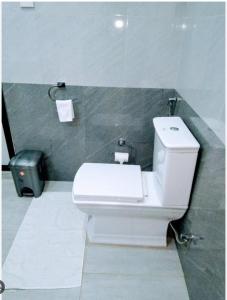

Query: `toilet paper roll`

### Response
(114, 152, 129, 164)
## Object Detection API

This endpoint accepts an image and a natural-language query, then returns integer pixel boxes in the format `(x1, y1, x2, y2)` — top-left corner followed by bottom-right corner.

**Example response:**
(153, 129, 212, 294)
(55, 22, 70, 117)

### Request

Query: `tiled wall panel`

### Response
(175, 96, 225, 300)
(3, 83, 171, 180)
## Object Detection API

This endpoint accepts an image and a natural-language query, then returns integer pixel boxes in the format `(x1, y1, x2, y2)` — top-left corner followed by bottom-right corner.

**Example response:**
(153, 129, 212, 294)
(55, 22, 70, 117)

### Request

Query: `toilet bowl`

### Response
(72, 117, 200, 247)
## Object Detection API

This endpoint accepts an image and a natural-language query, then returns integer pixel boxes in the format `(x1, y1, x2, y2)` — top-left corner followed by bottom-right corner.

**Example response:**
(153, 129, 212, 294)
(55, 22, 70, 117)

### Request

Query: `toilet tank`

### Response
(153, 117, 200, 208)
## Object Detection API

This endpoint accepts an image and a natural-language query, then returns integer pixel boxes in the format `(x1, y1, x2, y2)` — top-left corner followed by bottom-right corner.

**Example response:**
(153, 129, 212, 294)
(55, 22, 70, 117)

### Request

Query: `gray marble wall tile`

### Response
(3, 83, 169, 180)
(184, 266, 224, 300)
(178, 247, 225, 292)
(85, 139, 121, 164)
(3, 83, 53, 159)
(179, 208, 225, 251)
(175, 96, 225, 300)
(2, 82, 15, 95)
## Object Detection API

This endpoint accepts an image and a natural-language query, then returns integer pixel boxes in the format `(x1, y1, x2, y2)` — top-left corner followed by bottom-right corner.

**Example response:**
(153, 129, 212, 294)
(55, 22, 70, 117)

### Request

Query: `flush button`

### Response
(170, 127, 179, 131)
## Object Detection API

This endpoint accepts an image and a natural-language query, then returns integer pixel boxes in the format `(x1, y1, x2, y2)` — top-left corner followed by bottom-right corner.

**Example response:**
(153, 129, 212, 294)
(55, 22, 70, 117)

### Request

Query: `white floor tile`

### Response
(80, 273, 189, 300)
(84, 241, 184, 277)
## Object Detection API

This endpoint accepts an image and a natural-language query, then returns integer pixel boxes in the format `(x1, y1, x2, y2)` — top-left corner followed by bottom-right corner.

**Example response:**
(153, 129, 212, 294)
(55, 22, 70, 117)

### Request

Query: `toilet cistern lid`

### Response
(153, 117, 200, 151)
(73, 163, 143, 203)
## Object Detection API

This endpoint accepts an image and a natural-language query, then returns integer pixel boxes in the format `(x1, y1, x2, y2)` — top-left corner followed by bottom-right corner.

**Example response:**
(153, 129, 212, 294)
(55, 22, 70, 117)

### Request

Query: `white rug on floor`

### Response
(3, 192, 86, 289)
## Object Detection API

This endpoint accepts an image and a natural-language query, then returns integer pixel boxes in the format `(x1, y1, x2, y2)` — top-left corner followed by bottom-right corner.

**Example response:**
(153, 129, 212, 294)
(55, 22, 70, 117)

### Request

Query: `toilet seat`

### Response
(73, 164, 187, 210)
(73, 163, 144, 203)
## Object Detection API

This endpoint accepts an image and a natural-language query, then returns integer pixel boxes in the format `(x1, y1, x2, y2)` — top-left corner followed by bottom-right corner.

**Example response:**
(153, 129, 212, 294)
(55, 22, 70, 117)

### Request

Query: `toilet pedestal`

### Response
(87, 215, 170, 247)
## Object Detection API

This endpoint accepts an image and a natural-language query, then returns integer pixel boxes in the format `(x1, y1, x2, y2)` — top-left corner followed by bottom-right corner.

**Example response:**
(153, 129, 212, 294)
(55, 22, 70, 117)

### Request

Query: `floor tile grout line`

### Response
(79, 233, 89, 300)
(81, 271, 186, 279)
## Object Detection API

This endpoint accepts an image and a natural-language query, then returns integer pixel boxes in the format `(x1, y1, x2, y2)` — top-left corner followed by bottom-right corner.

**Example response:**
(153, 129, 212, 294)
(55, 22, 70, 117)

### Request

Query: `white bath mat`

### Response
(3, 192, 86, 289)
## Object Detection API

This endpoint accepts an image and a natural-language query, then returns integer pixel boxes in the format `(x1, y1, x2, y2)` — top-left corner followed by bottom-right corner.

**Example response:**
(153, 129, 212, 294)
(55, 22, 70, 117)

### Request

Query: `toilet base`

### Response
(86, 215, 170, 247)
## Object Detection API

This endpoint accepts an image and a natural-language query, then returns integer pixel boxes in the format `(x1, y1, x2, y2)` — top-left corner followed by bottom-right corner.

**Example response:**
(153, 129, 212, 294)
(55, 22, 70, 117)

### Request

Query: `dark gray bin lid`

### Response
(9, 150, 44, 168)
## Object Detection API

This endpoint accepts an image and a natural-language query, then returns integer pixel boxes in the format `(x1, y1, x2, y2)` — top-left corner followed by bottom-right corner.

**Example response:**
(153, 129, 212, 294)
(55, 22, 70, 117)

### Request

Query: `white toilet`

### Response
(72, 117, 200, 247)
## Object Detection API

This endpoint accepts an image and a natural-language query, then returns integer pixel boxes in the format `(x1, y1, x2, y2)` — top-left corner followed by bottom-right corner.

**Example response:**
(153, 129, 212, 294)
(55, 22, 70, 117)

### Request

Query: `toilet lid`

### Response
(73, 163, 143, 203)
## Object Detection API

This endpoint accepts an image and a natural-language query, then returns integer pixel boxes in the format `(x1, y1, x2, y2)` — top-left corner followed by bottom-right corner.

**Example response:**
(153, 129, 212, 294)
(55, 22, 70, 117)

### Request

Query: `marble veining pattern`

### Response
(2, 2, 186, 89)
(175, 96, 225, 300)
(3, 83, 171, 180)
